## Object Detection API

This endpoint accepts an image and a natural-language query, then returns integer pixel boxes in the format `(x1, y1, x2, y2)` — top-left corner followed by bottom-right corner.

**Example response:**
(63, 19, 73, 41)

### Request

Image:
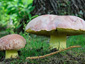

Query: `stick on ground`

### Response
(26, 45, 81, 59)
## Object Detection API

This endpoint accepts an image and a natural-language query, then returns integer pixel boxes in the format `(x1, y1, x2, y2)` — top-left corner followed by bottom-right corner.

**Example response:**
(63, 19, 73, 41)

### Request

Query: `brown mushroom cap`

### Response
(25, 15, 85, 36)
(0, 34, 26, 50)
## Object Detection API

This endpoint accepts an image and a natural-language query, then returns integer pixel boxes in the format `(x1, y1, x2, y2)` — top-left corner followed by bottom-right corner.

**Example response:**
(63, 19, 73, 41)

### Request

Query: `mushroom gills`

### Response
(6, 50, 18, 59)
(50, 34, 66, 50)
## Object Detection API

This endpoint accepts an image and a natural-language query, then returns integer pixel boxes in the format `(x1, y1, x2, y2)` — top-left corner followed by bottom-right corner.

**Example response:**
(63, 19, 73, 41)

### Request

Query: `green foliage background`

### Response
(0, 0, 37, 34)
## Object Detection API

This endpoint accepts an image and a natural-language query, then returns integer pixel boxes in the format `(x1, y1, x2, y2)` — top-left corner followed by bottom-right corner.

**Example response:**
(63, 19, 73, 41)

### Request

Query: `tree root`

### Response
(26, 45, 81, 59)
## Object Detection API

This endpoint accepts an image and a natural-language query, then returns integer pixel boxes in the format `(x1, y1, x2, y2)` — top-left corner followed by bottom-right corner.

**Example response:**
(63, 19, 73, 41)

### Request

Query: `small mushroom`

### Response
(25, 15, 85, 50)
(0, 34, 26, 59)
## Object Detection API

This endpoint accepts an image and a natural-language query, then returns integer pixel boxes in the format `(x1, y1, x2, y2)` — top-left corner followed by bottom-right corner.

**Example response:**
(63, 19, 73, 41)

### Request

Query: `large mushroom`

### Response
(0, 34, 26, 59)
(25, 15, 85, 50)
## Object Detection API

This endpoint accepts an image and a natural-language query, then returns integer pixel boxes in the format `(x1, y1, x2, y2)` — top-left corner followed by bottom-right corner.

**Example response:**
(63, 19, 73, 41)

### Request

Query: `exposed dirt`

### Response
(0, 49, 85, 64)
(28, 51, 85, 64)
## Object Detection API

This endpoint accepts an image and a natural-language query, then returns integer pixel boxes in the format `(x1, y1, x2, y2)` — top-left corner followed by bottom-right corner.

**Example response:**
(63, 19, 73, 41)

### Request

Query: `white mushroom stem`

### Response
(50, 34, 66, 50)
(5, 50, 18, 59)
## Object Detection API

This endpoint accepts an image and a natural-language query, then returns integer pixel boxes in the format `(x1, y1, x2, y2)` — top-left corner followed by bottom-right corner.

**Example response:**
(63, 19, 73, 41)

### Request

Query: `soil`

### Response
(0, 50, 85, 64)
(28, 50, 85, 64)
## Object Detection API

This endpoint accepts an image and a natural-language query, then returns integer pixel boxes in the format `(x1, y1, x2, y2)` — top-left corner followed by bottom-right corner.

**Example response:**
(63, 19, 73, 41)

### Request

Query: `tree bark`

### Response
(32, 0, 85, 19)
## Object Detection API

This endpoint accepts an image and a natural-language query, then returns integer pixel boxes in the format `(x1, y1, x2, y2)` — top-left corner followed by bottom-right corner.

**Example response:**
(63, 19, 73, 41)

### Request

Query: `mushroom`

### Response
(0, 34, 26, 59)
(25, 15, 85, 50)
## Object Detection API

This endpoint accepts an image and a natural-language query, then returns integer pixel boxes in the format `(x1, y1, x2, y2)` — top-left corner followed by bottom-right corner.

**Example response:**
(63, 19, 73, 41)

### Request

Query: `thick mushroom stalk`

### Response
(50, 34, 66, 50)
(6, 50, 18, 59)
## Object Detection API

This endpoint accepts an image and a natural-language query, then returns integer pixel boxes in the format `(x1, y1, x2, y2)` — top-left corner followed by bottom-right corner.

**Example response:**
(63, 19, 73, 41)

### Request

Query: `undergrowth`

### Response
(0, 33, 85, 64)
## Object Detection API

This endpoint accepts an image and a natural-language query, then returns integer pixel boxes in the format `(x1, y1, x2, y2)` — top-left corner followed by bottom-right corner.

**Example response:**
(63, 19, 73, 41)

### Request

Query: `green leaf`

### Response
(28, 14, 31, 20)
(28, 0, 33, 5)
(22, 0, 33, 7)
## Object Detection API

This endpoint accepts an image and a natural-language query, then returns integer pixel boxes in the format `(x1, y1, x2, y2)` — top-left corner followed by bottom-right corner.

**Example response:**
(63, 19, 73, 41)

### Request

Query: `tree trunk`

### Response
(32, 0, 85, 19)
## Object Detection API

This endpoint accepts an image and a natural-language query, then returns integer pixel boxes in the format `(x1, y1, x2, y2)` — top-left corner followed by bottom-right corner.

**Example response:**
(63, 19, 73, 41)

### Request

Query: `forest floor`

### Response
(0, 49, 85, 64)
(0, 33, 85, 64)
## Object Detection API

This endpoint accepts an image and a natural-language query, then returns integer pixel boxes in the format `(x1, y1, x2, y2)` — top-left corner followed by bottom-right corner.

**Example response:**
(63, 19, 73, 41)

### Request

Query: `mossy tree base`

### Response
(50, 34, 66, 50)
(5, 50, 18, 59)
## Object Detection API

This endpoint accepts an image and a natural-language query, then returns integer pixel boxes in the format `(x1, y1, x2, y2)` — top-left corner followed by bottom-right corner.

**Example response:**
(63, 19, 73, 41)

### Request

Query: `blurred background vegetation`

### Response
(0, 0, 85, 64)
(0, 0, 38, 35)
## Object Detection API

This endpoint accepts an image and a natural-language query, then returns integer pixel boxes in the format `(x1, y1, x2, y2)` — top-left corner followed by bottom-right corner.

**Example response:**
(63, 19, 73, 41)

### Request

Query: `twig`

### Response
(26, 45, 81, 59)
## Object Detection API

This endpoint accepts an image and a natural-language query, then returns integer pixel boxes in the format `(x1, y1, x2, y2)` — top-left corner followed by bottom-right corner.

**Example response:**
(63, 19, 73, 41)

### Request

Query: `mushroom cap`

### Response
(0, 34, 26, 50)
(25, 15, 85, 36)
